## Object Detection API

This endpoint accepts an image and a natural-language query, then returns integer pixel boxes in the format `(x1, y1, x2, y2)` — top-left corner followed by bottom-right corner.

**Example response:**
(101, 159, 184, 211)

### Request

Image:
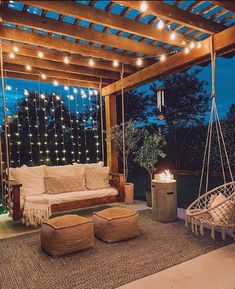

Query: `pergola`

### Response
(0, 0, 235, 174)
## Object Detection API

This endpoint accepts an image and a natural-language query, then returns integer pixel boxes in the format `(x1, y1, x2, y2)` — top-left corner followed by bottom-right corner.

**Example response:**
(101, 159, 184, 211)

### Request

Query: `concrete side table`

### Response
(151, 180, 177, 222)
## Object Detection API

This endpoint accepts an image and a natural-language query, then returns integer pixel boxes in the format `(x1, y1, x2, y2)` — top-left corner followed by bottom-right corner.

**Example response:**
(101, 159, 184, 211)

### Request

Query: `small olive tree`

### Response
(135, 129, 166, 189)
(110, 120, 141, 182)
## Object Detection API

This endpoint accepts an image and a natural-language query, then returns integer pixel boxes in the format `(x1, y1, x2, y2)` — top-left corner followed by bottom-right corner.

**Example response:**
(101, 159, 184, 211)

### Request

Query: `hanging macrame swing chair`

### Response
(186, 36, 235, 240)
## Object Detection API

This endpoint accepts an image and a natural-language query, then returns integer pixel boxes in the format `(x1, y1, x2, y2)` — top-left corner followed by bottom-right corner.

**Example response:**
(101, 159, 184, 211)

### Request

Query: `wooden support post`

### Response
(105, 94, 118, 174)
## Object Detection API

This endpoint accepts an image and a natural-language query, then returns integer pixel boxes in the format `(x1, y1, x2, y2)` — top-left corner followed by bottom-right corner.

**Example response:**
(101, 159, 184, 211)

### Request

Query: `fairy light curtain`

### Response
(2, 81, 102, 167)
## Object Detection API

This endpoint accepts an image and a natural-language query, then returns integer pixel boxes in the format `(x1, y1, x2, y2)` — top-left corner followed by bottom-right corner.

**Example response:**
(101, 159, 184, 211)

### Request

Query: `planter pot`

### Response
(145, 191, 152, 207)
(125, 183, 134, 204)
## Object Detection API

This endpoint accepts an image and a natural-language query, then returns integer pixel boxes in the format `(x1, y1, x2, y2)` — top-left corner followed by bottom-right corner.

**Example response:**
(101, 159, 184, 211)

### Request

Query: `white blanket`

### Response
(22, 194, 51, 227)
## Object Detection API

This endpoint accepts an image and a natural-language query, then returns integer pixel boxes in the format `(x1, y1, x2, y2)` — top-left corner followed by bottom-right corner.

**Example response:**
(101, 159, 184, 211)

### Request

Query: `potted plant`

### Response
(135, 129, 166, 207)
(110, 120, 141, 204)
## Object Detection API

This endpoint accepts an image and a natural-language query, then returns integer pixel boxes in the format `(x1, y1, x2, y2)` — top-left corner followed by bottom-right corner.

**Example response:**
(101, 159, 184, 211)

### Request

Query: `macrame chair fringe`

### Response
(186, 35, 235, 240)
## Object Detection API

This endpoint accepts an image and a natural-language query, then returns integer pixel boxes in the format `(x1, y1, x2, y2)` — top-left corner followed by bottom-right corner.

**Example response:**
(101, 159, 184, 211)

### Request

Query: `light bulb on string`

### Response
(40, 93, 46, 100)
(184, 47, 190, 54)
(89, 59, 95, 66)
(69, 95, 75, 101)
(38, 51, 44, 58)
(197, 42, 202, 48)
(73, 87, 78, 94)
(64, 85, 69, 91)
(136, 58, 143, 67)
(53, 80, 59, 86)
(157, 20, 164, 30)
(5, 85, 12, 91)
(189, 41, 195, 49)
(64, 56, 69, 64)
(140, 1, 148, 12)
(170, 32, 176, 40)
(113, 60, 119, 67)
(55, 95, 60, 101)
(9, 53, 15, 59)
(182, 40, 186, 46)
(26, 65, 32, 71)
(160, 54, 166, 62)
(13, 46, 19, 53)
(41, 73, 47, 79)
(24, 89, 29, 96)
(94, 89, 99, 96)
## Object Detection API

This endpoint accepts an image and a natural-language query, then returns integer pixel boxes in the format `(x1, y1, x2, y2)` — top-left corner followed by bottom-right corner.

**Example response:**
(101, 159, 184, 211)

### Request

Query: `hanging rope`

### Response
(99, 77, 105, 163)
(121, 64, 126, 183)
(198, 36, 233, 198)
(0, 40, 10, 206)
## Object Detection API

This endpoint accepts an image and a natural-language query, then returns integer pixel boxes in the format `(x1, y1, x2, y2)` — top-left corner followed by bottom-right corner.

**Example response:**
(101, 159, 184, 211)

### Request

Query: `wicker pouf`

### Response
(41, 214, 94, 256)
(93, 207, 139, 243)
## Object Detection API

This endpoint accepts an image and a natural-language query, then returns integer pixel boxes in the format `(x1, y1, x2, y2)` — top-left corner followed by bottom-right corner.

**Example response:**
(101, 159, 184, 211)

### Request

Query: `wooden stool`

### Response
(93, 207, 139, 243)
(41, 214, 94, 256)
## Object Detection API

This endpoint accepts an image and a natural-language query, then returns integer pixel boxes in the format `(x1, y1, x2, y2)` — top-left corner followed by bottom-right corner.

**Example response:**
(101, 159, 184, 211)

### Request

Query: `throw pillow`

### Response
(45, 176, 86, 194)
(209, 193, 234, 224)
(85, 166, 110, 190)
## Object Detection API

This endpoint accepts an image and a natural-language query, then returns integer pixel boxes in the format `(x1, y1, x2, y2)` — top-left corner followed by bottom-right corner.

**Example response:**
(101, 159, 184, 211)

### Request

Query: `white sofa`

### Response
(9, 162, 124, 226)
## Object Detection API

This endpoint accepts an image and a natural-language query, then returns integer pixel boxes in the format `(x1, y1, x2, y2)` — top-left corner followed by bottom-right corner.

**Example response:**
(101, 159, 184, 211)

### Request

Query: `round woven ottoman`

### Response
(93, 207, 139, 243)
(41, 214, 94, 256)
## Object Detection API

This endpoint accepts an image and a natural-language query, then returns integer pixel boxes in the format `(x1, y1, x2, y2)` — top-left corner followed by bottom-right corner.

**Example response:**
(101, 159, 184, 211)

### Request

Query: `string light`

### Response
(40, 93, 46, 100)
(64, 56, 69, 64)
(67, 87, 76, 162)
(157, 20, 164, 30)
(170, 32, 176, 40)
(9, 53, 15, 59)
(182, 40, 186, 46)
(55, 95, 60, 101)
(136, 58, 143, 66)
(6, 85, 12, 91)
(69, 95, 75, 101)
(160, 54, 166, 62)
(34, 91, 42, 165)
(24, 89, 29, 96)
(38, 51, 44, 58)
(59, 96, 66, 163)
(51, 93, 59, 165)
(41, 73, 47, 79)
(113, 60, 119, 67)
(15, 88, 21, 166)
(13, 46, 19, 53)
(197, 42, 202, 48)
(184, 47, 190, 54)
(26, 65, 32, 71)
(73, 87, 78, 94)
(75, 91, 81, 163)
(64, 85, 69, 91)
(189, 42, 195, 49)
(140, 1, 148, 12)
(53, 80, 59, 86)
(89, 59, 95, 66)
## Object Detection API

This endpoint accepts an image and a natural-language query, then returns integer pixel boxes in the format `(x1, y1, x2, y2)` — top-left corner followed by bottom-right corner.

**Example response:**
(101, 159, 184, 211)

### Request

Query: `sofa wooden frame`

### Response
(9, 173, 125, 221)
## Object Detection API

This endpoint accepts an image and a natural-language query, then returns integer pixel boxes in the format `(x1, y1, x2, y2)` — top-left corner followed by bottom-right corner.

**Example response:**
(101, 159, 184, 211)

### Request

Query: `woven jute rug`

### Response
(0, 210, 232, 289)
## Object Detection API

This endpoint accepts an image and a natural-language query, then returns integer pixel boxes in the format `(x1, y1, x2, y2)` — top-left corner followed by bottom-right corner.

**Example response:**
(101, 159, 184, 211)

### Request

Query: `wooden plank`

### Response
(21, 0, 188, 47)
(4, 53, 114, 82)
(2, 42, 136, 75)
(105, 94, 118, 174)
(3, 63, 113, 85)
(114, 0, 225, 34)
(1, 7, 166, 56)
(213, 1, 235, 13)
(4, 71, 100, 88)
(102, 25, 235, 96)
(0, 26, 141, 65)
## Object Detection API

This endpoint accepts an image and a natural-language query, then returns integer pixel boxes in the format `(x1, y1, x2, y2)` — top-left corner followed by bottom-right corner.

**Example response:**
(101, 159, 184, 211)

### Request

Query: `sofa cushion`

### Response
(10, 165, 45, 196)
(85, 166, 110, 190)
(45, 176, 86, 194)
(44, 165, 85, 178)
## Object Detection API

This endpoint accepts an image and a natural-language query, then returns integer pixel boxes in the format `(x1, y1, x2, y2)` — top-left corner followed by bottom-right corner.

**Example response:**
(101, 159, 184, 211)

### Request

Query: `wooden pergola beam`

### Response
(102, 25, 235, 96)
(4, 54, 114, 83)
(2, 42, 137, 74)
(1, 7, 166, 57)
(21, 0, 188, 47)
(3, 63, 113, 85)
(4, 71, 100, 89)
(0, 26, 142, 65)
(114, 1, 225, 34)
(213, 1, 235, 13)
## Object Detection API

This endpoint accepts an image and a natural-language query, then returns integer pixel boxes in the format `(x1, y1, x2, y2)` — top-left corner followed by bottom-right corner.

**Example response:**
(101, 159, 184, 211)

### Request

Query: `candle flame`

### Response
(159, 170, 173, 182)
